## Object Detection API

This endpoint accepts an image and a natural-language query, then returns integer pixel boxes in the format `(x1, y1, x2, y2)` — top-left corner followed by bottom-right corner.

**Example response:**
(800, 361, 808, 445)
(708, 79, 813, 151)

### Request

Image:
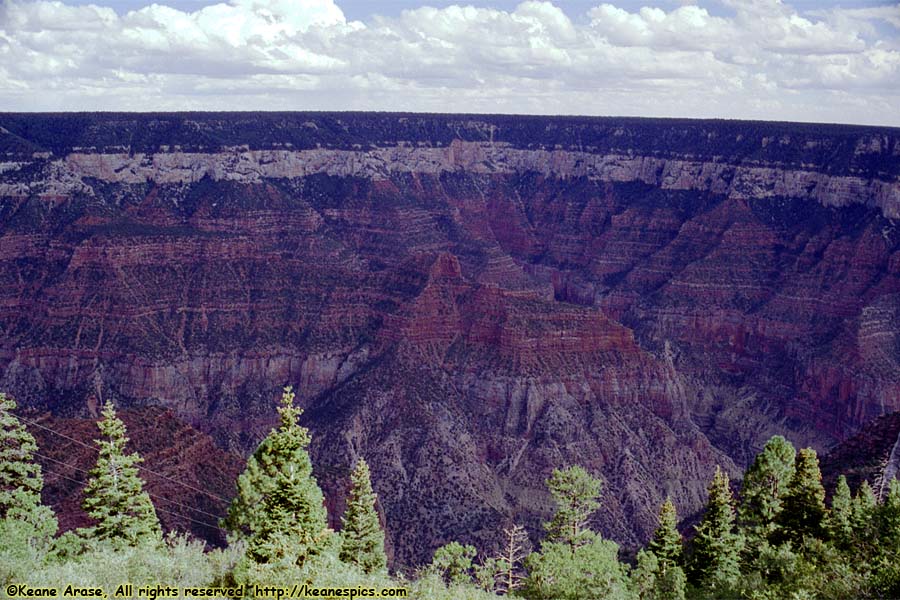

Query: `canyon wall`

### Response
(1, 114, 898, 564)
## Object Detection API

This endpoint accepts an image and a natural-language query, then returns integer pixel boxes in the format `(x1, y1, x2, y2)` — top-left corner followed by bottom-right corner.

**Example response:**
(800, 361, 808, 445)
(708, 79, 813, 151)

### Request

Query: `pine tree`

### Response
(523, 535, 631, 600)
(226, 387, 331, 567)
(0, 393, 57, 541)
(826, 475, 853, 547)
(878, 478, 900, 552)
(431, 541, 476, 586)
(777, 447, 826, 543)
(873, 478, 900, 596)
(738, 435, 795, 543)
(689, 466, 742, 592)
(494, 524, 530, 595)
(631, 550, 686, 600)
(647, 498, 682, 572)
(82, 401, 161, 546)
(339, 458, 386, 573)
(851, 480, 879, 556)
(473, 557, 501, 593)
(544, 466, 602, 548)
(523, 466, 631, 600)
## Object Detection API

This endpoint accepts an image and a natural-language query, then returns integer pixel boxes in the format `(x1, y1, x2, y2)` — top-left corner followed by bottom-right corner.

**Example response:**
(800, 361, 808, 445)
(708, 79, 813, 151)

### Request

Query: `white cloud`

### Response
(0, 0, 897, 125)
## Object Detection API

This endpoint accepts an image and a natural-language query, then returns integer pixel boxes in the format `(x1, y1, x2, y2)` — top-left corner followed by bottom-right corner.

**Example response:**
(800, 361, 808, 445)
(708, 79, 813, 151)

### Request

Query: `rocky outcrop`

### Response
(26, 406, 242, 545)
(1, 113, 899, 565)
(821, 411, 900, 499)
(2, 142, 898, 218)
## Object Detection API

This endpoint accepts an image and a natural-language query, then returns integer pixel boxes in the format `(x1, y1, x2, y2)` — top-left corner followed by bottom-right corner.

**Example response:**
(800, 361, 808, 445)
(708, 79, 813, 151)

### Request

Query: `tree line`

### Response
(1, 389, 898, 599)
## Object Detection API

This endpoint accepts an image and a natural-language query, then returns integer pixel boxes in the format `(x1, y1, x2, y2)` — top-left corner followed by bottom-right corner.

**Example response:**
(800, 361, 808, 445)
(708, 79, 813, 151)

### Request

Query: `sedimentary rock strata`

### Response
(1, 113, 898, 564)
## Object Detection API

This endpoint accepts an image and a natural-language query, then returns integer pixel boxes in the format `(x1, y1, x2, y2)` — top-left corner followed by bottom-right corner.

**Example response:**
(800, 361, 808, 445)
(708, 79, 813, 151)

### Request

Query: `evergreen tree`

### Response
(523, 466, 630, 600)
(0, 393, 57, 557)
(0, 393, 56, 532)
(226, 387, 331, 567)
(473, 557, 501, 593)
(544, 466, 602, 548)
(523, 535, 631, 600)
(339, 458, 386, 574)
(647, 498, 682, 571)
(82, 401, 160, 546)
(431, 541, 476, 586)
(877, 478, 900, 554)
(630, 550, 686, 600)
(873, 478, 900, 596)
(777, 447, 826, 543)
(825, 475, 853, 547)
(737, 435, 795, 543)
(689, 466, 742, 592)
(850, 480, 879, 556)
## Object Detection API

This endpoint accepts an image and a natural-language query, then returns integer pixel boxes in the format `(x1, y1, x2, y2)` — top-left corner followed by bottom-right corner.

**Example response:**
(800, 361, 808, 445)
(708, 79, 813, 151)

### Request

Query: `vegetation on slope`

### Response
(2, 388, 899, 599)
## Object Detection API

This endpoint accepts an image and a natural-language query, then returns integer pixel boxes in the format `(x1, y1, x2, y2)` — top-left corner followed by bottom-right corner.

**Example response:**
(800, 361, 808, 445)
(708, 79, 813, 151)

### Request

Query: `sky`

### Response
(1, 0, 899, 125)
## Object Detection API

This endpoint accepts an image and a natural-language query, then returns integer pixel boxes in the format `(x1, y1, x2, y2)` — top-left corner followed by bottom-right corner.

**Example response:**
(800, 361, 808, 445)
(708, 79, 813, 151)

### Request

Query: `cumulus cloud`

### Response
(0, 0, 897, 125)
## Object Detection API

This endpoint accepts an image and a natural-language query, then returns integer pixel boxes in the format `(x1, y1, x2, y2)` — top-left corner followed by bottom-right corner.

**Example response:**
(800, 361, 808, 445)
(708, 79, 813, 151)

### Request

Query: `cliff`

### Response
(1, 113, 898, 564)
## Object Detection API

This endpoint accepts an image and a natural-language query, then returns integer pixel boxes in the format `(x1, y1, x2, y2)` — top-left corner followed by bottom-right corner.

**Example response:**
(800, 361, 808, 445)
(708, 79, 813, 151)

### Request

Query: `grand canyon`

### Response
(0, 113, 898, 566)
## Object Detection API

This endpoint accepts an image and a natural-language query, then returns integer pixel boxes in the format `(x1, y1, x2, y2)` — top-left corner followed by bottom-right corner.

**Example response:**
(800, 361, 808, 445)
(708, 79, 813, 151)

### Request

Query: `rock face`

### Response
(1, 113, 899, 565)
(820, 411, 900, 499)
(25, 406, 241, 545)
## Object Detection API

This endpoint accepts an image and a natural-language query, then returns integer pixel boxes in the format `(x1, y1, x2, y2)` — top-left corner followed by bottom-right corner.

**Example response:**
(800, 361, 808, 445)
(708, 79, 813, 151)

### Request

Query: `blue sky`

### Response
(3, 0, 900, 124)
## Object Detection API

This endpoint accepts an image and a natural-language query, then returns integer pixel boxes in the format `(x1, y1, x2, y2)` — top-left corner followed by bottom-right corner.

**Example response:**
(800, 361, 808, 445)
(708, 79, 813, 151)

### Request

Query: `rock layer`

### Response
(1, 113, 899, 565)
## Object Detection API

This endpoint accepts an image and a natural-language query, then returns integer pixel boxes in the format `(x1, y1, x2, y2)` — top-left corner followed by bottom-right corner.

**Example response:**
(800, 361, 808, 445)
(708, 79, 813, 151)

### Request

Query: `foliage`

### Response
(4, 400, 899, 600)
(776, 448, 826, 544)
(544, 466, 603, 548)
(225, 387, 332, 571)
(635, 499, 686, 600)
(30, 532, 236, 591)
(0, 393, 57, 549)
(631, 549, 687, 600)
(648, 498, 682, 571)
(473, 557, 500, 592)
(851, 479, 878, 553)
(522, 534, 631, 600)
(430, 541, 476, 586)
(523, 465, 630, 600)
(824, 475, 852, 547)
(82, 401, 161, 547)
(737, 435, 795, 545)
(339, 458, 386, 574)
(688, 466, 742, 593)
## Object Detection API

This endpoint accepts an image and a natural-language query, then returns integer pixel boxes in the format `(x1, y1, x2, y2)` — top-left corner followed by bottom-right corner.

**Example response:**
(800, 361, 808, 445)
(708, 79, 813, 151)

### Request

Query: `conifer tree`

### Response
(523, 466, 631, 600)
(870, 479, 900, 597)
(777, 447, 826, 543)
(431, 541, 476, 586)
(738, 435, 795, 543)
(473, 557, 501, 593)
(82, 401, 161, 546)
(647, 498, 682, 571)
(878, 478, 900, 553)
(339, 458, 386, 573)
(544, 465, 602, 548)
(826, 475, 853, 547)
(494, 524, 530, 595)
(631, 550, 686, 600)
(851, 480, 879, 555)
(0, 393, 56, 540)
(226, 387, 331, 567)
(689, 466, 742, 592)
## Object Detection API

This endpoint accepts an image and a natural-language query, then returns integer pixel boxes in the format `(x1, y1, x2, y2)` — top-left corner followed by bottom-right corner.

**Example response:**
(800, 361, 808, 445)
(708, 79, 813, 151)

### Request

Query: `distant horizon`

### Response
(2, 0, 899, 126)
(2, 110, 899, 131)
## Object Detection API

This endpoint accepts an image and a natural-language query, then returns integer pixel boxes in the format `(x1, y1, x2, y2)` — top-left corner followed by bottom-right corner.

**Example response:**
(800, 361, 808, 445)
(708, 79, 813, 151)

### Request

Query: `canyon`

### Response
(0, 113, 898, 565)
